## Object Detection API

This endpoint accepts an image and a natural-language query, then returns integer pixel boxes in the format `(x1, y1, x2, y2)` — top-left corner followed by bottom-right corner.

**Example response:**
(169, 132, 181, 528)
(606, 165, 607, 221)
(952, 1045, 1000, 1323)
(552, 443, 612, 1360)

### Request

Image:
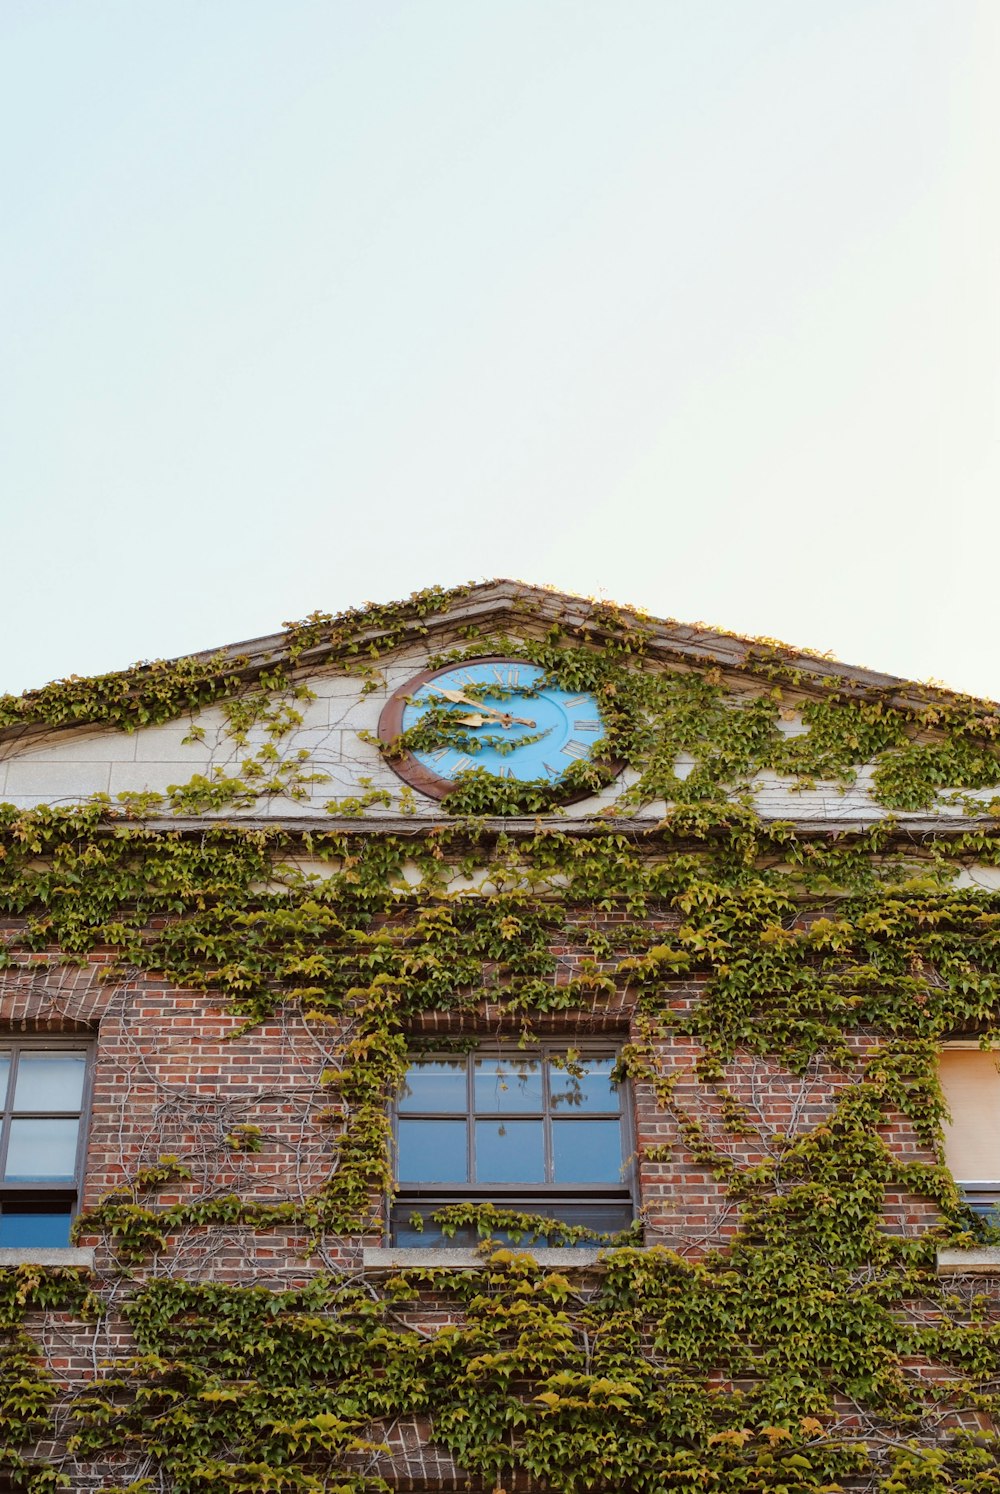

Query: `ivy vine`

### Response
(1, 585, 1000, 1490)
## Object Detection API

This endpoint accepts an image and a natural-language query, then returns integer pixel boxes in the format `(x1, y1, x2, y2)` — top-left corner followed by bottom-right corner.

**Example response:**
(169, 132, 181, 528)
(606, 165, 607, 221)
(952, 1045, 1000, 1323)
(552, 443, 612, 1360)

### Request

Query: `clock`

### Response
(377, 657, 609, 801)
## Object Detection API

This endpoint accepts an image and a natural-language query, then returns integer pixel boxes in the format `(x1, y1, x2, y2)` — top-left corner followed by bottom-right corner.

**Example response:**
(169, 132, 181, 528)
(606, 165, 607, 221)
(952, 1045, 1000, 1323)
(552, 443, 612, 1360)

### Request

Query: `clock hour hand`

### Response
(455, 710, 539, 730)
(433, 689, 536, 728)
(451, 711, 528, 728)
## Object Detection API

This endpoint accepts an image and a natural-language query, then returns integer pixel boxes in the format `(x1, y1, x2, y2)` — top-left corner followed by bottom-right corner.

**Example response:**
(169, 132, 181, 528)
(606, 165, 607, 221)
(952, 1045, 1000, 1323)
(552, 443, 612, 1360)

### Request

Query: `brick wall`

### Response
(0, 908, 967, 1486)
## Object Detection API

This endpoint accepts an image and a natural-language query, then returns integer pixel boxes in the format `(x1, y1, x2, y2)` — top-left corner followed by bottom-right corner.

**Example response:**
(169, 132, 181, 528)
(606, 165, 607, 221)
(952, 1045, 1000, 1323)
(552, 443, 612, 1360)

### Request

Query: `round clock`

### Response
(377, 657, 609, 801)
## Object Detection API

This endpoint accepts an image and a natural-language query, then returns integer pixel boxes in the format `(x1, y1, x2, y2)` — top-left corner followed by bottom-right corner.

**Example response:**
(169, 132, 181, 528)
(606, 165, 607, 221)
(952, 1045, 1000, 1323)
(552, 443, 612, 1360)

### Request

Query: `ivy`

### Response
(3, 587, 1000, 1488)
(4, 582, 1000, 818)
(0, 653, 248, 735)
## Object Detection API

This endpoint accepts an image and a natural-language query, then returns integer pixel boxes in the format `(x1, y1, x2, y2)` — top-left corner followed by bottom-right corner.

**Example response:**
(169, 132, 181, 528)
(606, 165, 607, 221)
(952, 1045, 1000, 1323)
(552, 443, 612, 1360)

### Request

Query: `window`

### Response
(938, 1046, 1000, 1219)
(0, 1041, 93, 1248)
(391, 1045, 634, 1246)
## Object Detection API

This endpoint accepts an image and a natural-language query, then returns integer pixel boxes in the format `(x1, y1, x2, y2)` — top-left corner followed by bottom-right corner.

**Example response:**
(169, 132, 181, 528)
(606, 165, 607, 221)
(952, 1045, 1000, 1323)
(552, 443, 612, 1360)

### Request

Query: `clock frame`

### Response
(377, 656, 614, 803)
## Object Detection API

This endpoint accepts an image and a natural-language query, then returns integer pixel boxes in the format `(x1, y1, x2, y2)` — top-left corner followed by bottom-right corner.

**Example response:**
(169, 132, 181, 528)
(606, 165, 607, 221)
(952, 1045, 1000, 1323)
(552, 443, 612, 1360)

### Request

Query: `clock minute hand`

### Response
(435, 687, 486, 709)
(433, 688, 529, 723)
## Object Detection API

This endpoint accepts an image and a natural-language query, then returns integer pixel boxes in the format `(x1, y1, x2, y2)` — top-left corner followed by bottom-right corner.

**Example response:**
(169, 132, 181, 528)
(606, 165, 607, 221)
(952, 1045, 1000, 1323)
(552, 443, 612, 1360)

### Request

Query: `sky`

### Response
(2, 1, 998, 699)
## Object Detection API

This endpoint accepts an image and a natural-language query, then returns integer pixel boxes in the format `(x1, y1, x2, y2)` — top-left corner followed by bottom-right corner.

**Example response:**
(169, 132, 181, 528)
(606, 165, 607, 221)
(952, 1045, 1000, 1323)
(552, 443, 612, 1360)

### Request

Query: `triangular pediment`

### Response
(106, 578, 1000, 711)
(1, 580, 998, 828)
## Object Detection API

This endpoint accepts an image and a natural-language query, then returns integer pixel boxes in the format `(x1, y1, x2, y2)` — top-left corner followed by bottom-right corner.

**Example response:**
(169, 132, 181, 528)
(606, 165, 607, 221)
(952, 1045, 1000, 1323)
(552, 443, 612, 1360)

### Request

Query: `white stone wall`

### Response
(1, 649, 995, 823)
(0, 664, 408, 817)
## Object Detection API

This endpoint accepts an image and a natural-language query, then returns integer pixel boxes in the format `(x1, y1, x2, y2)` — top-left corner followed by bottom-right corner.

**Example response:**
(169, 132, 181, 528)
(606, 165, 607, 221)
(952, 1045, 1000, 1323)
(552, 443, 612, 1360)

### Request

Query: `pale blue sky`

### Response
(3, 2, 998, 697)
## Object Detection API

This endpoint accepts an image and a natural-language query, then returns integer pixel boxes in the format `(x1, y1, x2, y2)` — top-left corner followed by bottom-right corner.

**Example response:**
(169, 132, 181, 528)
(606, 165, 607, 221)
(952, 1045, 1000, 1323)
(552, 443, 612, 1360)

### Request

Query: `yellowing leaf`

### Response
(708, 1429, 751, 1448)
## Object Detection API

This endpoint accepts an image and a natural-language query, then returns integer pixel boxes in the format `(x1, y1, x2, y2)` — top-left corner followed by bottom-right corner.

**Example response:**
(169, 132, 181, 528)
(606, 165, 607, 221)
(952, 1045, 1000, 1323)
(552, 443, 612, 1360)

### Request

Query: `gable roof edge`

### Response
(2, 580, 997, 750)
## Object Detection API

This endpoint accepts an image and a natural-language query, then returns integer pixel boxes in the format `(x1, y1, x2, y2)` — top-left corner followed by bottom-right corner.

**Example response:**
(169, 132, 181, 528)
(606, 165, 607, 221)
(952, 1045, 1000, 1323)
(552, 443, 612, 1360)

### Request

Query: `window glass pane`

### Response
(0, 1054, 9, 1109)
(4, 1118, 80, 1181)
(396, 1119, 467, 1183)
(475, 1119, 545, 1182)
(393, 1211, 454, 1248)
(397, 1061, 467, 1113)
(474, 1057, 543, 1113)
(13, 1052, 87, 1112)
(0, 1203, 73, 1247)
(553, 1202, 634, 1235)
(391, 1208, 481, 1248)
(962, 1188, 1000, 1221)
(549, 1056, 619, 1113)
(552, 1119, 623, 1183)
(389, 1200, 634, 1248)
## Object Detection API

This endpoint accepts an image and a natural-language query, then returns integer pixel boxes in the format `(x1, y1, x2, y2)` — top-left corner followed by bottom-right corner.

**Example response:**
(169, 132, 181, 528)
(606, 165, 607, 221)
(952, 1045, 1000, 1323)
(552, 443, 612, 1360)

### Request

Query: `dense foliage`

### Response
(0, 585, 999, 1491)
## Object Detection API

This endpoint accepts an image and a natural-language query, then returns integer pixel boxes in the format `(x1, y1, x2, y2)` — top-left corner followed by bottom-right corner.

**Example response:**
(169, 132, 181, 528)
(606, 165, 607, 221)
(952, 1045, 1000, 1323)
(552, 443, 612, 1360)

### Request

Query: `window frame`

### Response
(938, 1040, 1000, 1219)
(389, 1041, 636, 1245)
(0, 1037, 95, 1246)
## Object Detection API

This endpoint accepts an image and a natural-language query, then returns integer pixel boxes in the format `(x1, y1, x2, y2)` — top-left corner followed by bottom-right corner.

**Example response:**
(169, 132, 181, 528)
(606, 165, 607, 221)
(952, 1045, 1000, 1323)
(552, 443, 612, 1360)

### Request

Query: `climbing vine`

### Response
(0, 585, 999, 1491)
(3, 581, 1000, 815)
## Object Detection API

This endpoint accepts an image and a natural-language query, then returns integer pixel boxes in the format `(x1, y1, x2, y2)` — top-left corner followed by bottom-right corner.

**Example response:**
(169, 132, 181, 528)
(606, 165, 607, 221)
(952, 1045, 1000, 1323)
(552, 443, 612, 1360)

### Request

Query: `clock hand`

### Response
(432, 689, 536, 728)
(491, 711, 537, 728)
(454, 711, 534, 729)
(434, 687, 484, 708)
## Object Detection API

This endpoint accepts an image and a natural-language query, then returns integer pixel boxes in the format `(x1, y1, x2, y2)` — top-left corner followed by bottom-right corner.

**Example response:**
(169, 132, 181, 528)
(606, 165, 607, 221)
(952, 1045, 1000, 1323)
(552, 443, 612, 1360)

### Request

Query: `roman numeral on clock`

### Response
(573, 720, 601, 732)
(560, 740, 589, 759)
(562, 695, 589, 708)
(452, 755, 474, 774)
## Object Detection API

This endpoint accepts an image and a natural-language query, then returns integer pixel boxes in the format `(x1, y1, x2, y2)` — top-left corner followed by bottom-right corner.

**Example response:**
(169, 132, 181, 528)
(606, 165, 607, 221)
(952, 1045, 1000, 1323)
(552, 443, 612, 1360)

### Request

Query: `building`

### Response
(0, 579, 998, 1493)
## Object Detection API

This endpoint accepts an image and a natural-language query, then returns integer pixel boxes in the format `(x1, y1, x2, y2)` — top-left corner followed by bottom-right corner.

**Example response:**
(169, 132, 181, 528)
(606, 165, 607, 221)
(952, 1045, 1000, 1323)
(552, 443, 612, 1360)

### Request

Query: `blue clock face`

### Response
(381, 659, 607, 797)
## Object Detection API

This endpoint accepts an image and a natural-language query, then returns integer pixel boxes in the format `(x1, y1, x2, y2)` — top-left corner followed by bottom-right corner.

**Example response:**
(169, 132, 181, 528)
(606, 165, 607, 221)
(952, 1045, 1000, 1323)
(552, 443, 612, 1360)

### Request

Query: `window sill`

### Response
(0, 1246, 95, 1269)
(937, 1247, 1000, 1275)
(363, 1246, 606, 1270)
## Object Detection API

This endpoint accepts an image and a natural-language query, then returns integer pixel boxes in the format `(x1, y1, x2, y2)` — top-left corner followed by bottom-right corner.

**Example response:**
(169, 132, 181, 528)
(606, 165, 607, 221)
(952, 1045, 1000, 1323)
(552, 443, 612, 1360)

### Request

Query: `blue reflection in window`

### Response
(4, 1119, 80, 1181)
(396, 1119, 467, 1183)
(397, 1061, 467, 1113)
(474, 1058, 543, 1114)
(552, 1120, 622, 1183)
(549, 1057, 618, 1113)
(0, 1207, 72, 1247)
(475, 1120, 544, 1183)
(13, 1052, 87, 1110)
